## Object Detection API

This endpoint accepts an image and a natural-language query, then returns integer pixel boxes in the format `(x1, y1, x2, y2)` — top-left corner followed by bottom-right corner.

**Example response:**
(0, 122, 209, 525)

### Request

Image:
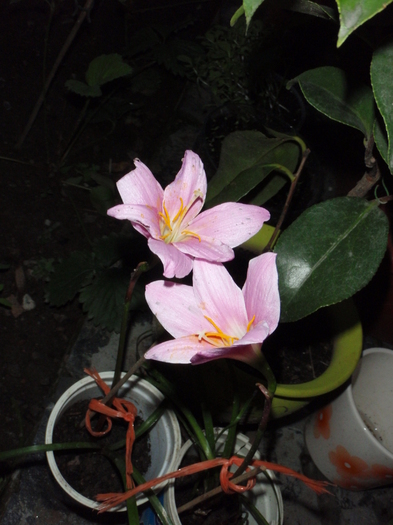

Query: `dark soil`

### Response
(53, 399, 150, 500)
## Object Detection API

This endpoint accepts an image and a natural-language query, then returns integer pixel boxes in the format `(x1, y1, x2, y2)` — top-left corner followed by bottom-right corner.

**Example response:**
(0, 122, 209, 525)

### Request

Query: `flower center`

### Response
(197, 314, 256, 348)
(158, 192, 202, 244)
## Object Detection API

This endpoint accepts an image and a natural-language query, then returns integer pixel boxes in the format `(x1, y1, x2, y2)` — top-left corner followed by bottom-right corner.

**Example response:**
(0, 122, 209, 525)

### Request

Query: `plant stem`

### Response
(112, 261, 150, 389)
(233, 353, 277, 477)
(15, 0, 95, 149)
(177, 466, 264, 514)
(263, 148, 310, 253)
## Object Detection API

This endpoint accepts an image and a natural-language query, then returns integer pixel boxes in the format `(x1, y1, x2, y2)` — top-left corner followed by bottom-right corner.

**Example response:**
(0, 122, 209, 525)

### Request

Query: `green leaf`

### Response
(374, 118, 388, 166)
(291, 66, 375, 138)
(92, 233, 137, 270)
(85, 54, 132, 88)
(336, 0, 393, 46)
(48, 251, 95, 306)
(90, 185, 117, 214)
(79, 268, 145, 332)
(371, 40, 393, 172)
(65, 79, 102, 97)
(275, 197, 388, 322)
(206, 131, 300, 208)
(278, 0, 337, 21)
(243, 0, 265, 26)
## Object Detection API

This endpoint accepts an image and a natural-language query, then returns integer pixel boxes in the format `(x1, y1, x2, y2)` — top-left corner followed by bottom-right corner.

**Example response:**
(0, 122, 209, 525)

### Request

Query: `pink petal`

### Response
(190, 203, 270, 247)
(144, 335, 212, 364)
(145, 281, 206, 338)
(175, 236, 234, 262)
(234, 321, 270, 346)
(107, 204, 161, 238)
(163, 151, 207, 224)
(148, 238, 193, 278)
(116, 160, 163, 208)
(192, 260, 248, 339)
(190, 343, 261, 365)
(242, 253, 280, 334)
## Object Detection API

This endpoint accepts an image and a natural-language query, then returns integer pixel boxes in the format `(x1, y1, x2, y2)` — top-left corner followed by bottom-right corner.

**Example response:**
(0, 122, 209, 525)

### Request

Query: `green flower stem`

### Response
(146, 368, 215, 460)
(112, 261, 151, 389)
(132, 467, 175, 525)
(233, 354, 277, 477)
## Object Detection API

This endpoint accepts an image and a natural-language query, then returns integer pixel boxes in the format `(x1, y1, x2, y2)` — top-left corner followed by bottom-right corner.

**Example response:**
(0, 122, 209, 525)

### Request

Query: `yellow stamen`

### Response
(158, 192, 203, 244)
(181, 230, 201, 242)
(202, 315, 239, 347)
(247, 314, 256, 332)
(172, 197, 184, 222)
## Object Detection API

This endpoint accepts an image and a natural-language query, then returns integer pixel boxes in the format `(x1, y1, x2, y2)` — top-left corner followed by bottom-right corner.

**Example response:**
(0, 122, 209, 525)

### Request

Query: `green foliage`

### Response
(186, 20, 266, 112)
(206, 131, 301, 208)
(62, 163, 118, 214)
(336, 0, 393, 46)
(275, 197, 389, 322)
(371, 39, 393, 173)
(290, 67, 375, 139)
(48, 234, 147, 332)
(66, 54, 132, 98)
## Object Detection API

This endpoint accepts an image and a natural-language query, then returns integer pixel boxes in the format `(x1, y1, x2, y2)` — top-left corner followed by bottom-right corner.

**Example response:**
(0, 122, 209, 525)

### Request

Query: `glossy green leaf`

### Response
(291, 66, 375, 138)
(277, 0, 337, 20)
(205, 131, 300, 208)
(48, 251, 95, 306)
(85, 54, 132, 88)
(374, 118, 388, 166)
(336, 0, 393, 46)
(371, 40, 393, 172)
(275, 197, 388, 322)
(65, 79, 102, 97)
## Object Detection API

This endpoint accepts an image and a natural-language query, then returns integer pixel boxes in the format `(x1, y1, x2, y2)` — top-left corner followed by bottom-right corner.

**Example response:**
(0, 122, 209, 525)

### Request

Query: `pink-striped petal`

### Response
(190, 343, 261, 365)
(192, 260, 248, 339)
(242, 253, 280, 333)
(116, 160, 163, 208)
(107, 204, 161, 238)
(148, 238, 193, 279)
(190, 203, 270, 247)
(163, 151, 207, 224)
(175, 236, 234, 262)
(144, 335, 212, 364)
(145, 281, 206, 338)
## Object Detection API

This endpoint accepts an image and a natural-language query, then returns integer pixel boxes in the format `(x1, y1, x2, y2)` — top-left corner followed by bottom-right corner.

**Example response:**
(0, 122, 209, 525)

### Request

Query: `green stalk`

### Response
(0, 442, 101, 462)
(112, 261, 150, 389)
(145, 368, 215, 460)
(234, 353, 276, 477)
(132, 467, 175, 525)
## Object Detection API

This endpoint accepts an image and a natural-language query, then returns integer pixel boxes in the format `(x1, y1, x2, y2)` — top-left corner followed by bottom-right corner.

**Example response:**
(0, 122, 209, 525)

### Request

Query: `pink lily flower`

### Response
(144, 253, 280, 366)
(107, 151, 270, 278)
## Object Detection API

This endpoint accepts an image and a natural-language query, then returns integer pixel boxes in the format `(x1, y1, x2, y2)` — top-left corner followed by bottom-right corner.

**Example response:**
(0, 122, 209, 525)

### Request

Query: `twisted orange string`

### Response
(84, 368, 137, 490)
(95, 455, 332, 512)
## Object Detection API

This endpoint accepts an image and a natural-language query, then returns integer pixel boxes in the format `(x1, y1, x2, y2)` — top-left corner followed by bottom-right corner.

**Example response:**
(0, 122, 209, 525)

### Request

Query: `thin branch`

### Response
(15, 0, 95, 149)
(177, 466, 264, 514)
(263, 148, 310, 252)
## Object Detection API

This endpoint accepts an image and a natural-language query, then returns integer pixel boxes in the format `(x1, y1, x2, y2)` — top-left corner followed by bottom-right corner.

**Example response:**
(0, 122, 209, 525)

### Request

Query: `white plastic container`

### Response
(164, 429, 284, 525)
(45, 372, 181, 511)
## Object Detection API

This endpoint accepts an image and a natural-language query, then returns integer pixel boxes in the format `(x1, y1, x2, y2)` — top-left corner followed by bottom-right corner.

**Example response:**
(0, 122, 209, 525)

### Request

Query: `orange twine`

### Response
(84, 368, 137, 490)
(95, 454, 332, 513)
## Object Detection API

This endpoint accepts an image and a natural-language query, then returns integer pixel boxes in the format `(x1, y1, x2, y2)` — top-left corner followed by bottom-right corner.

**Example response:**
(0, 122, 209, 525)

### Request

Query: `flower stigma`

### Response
(158, 191, 203, 244)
